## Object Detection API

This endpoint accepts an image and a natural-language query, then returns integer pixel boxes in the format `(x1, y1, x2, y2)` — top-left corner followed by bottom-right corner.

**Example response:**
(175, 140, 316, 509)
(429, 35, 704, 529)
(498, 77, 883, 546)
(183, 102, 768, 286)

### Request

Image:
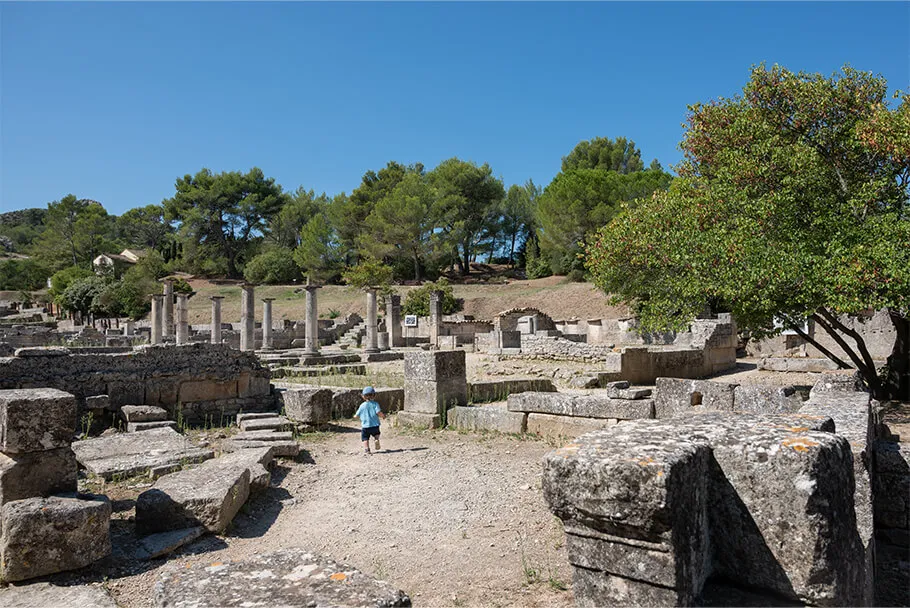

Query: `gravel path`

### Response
(87, 422, 574, 607)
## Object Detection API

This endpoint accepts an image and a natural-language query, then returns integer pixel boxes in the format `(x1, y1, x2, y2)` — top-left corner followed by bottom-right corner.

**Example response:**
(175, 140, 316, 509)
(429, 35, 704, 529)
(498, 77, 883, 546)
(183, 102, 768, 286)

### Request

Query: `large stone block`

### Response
(733, 384, 805, 414)
(467, 378, 556, 403)
(73, 427, 214, 480)
(0, 495, 111, 583)
(404, 349, 465, 382)
(0, 447, 77, 506)
(543, 413, 863, 607)
(0, 581, 118, 608)
(178, 379, 238, 403)
(508, 392, 653, 420)
(154, 548, 410, 608)
(136, 459, 251, 534)
(277, 388, 333, 425)
(447, 405, 526, 434)
(237, 372, 271, 398)
(404, 377, 467, 415)
(526, 413, 618, 440)
(396, 411, 442, 429)
(0, 388, 77, 454)
(653, 378, 737, 419)
(121, 405, 168, 422)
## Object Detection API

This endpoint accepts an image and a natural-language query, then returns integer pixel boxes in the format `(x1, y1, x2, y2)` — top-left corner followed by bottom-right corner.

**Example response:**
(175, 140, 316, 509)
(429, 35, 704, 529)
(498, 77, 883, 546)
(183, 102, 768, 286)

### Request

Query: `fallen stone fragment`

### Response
(128, 420, 177, 433)
(73, 427, 214, 480)
(222, 439, 299, 457)
(0, 447, 77, 507)
(0, 388, 77, 453)
(85, 395, 111, 410)
(238, 416, 291, 432)
(216, 446, 276, 492)
(232, 430, 294, 442)
(0, 582, 118, 608)
(154, 548, 411, 607)
(0, 495, 111, 583)
(277, 387, 333, 425)
(136, 460, 251, 534)
(121, 405, 168, 422)
(135, 526, 206, 560)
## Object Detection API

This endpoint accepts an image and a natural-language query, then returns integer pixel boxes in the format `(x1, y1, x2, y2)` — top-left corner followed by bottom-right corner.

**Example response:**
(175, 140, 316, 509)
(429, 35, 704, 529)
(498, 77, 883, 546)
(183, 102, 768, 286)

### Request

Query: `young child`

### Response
(354, 386, 385, 455)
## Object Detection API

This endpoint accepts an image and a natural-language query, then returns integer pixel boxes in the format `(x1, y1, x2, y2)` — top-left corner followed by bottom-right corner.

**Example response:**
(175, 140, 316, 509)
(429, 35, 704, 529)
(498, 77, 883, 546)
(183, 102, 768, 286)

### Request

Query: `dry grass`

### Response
(183, 276, 629, 325)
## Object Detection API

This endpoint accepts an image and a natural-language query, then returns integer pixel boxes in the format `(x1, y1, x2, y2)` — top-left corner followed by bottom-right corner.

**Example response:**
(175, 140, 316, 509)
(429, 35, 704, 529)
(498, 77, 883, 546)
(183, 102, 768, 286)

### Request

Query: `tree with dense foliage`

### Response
(0, 258, 48, 291)
(163, 167, 290, 278)
(561, 136, 645, 174)
(293, 213, 342, 283)
(537, 167, 672, 276)
(0, 208, 47, 254)
(402, 278, 461, 316)
(586, 65, 910, 399)
(360, 172, 437, 281)
(268, 188, 329, 249)
(244, 248, 302, 284)
(341, 256, 394, 291)
(48, 266, 95, 309)
(498, 180, 540, 267)
(36, 196, 114, 271)
(115, 204, 173, 256)
(429, 158, 505, 274)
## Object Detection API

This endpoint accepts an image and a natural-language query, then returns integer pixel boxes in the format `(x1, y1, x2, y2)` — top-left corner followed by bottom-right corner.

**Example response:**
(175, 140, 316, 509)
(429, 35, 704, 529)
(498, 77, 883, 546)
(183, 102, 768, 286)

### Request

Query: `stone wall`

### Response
(0, 344, 274, 425)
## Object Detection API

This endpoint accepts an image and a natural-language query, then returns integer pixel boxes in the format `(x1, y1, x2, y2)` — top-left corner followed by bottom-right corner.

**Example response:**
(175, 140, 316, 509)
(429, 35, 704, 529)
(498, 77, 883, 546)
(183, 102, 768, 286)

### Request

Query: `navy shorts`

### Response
(361, 426, 381, 441)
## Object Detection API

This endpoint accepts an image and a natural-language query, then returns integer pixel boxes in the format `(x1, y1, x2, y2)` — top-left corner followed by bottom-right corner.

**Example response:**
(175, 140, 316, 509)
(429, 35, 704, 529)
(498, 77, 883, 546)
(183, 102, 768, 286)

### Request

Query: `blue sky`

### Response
(2, 2, 908, 216)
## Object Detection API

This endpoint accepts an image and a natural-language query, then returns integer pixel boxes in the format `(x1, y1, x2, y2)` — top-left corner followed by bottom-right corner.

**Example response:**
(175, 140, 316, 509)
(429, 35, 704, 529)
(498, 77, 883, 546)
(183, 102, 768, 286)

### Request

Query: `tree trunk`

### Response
(413, 251, 421, 282)
(811, 310, 883, 399)
(509, 234, 517, 267)
(886, 309, 909, 400)
(461, 240, 471, 275)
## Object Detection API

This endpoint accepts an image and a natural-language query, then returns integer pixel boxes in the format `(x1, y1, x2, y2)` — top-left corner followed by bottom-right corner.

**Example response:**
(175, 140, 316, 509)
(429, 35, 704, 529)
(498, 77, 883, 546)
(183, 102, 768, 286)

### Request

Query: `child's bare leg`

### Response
(362, 439, 370, 453)
(374, 436, 381, 451)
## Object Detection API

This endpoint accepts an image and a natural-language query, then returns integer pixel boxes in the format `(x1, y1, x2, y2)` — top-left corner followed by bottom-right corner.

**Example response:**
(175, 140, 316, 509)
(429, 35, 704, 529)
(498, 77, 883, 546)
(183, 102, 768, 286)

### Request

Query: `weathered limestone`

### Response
(526, 413, 619, 440)
(396, 411, 443, 429)
(128, 420, 177, 433)
(85, 394, 111, 411)
(277, 387, 333, 425)
(402, 350, 467, 428)
(121, 405, 168, 422)
(232, 430, 293, 442)
(467, 378, 556, 403)
(387, 294, 403, 347)
(240, 285, 255, 352)
(733, 384, 805, 414)
(543, 413, 864, 607)
(303, 285, 320, 356)
(175, 293, 189, 345)
(222, 438, 299, 456)
(508, 391, 654, 420)
(0, 495, 111, 583)
(261, 298, 274, 350)
(135, 526, 206, 561)
(238, 416, 290, 432)
(759, 356, 840, 372)
(162, 279, 174, 337)
(210, 296, 224, 344)
(73, 427, 214, 480)
(154, 548, 411, 608)
(136, 459, 251, 534)
(0, 388, 76, 453)
(328, 387, 404, 419)
(653, 377, 738, 418)
(216, 445, 276, 492)
(364, 288, 379, 354)
(0, 582, 119, 608)
(448, 404, 527, 434)
(151, 294, 164, 345)
(0, 448, 77, 506)
(429, 289, 443, 347)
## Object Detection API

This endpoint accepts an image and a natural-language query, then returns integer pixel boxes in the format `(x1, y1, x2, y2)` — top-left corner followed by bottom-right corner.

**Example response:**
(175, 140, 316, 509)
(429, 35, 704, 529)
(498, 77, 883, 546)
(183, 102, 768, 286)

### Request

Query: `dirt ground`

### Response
(59, 422, 575, 608)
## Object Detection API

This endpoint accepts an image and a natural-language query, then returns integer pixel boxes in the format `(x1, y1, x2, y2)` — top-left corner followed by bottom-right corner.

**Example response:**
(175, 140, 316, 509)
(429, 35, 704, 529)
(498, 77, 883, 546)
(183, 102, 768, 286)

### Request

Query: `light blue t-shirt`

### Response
(355, 400, 382, 428)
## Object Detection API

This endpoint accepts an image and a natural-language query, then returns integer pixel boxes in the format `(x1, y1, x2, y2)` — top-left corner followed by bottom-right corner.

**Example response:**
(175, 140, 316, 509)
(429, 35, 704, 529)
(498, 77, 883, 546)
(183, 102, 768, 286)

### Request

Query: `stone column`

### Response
(303, 285, 320, 356)
(387, 294, 402, 348)
(210, 296, 224, 344)
(150, 295, 164, 345)
(240, 285, 255, 352)
(162, 279, 174, 337)
(364, 288, 379, 354)
(123, 321, 135, 336)
(429, 290, 443, 348)
(262, 298, 275, 350)
(175, 294, 189, 345)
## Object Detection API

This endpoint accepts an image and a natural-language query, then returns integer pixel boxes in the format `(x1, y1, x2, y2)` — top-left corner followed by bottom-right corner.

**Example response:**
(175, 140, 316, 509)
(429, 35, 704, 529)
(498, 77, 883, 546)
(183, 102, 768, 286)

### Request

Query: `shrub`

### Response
(244, 248, 301, 284)
(402, 278, 461, 316)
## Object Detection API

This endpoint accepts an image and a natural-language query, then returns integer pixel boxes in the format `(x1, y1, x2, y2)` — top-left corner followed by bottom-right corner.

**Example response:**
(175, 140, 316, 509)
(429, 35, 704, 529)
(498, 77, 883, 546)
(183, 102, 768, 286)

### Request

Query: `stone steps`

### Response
(233, 430, 294, 442)
(235, 412, 279, 424)
(127, 420, 177, 433)
(223, 438, 299, 457)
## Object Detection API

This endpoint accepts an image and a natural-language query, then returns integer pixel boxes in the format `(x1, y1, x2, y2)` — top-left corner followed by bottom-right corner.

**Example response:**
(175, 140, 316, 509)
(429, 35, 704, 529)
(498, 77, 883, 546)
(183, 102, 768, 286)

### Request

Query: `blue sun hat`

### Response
(362, 386, 376, 396)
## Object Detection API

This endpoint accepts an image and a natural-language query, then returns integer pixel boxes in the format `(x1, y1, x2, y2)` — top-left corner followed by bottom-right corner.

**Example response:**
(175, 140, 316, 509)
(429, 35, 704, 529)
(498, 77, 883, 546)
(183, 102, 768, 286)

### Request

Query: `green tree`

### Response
(61, 275, 108, 320)
(268, 188, 329, 249)
(37, 196, 114, 271)
(500, 180, 541, 267)
(586, 65, 910, 399)
(115, 204, 173, 255)
(163, 167, 290, 278)
(48, 266, 94, 309)
(562, 136, 645, 174)
(402, 278, 461, 316)
(293, 213, 342, 283)
(429, 158, 505, 274)
(360, 172, 437, 280)
(244, 248, 302, 284)
(341, 256, 394, 290)
(0, 258, 49, 291)
(538, 168, 671, 275)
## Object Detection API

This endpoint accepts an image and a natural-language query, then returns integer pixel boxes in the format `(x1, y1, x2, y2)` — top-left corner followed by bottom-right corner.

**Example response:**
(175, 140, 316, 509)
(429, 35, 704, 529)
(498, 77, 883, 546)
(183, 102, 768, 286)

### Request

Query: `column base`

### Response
(364, 348, 380, 354)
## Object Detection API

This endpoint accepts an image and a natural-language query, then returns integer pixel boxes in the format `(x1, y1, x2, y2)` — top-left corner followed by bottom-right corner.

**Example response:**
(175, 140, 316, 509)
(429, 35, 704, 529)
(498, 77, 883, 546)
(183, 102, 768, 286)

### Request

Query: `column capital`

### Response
(210, 295, 224, 301)
(262, 297, 276, 302)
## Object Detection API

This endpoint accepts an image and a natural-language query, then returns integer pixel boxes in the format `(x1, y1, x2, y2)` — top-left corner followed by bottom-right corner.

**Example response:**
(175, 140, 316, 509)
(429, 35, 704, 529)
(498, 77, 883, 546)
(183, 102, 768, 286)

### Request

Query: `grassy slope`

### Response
(184, 276, 629, 325)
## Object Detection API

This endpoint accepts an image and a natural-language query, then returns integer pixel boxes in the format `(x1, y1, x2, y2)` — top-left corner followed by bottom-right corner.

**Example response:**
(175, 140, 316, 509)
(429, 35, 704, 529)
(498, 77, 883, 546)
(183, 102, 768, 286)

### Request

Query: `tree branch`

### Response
(818, 307, 880, 382)
(790, 323, 851, 369)
(810, 312, 866, 372)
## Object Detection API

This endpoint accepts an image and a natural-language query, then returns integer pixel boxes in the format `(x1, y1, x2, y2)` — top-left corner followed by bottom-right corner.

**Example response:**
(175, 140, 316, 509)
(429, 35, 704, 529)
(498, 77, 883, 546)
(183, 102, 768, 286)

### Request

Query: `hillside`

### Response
(183, 275, 630, 324)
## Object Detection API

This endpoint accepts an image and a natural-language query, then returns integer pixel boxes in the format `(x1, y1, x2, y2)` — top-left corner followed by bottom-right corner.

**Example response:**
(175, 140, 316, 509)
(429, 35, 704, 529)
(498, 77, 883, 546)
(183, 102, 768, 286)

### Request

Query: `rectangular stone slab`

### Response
(396, 411, 442, 429)
(448, 405, 526, 434)
(222, 439, 299, 457)
(277, 388, 333, 425)
(121, 405, 168, 422)
(128, 421, 177, 433)
(238, 416, 291, 432)
(508, 392, 654, 420)
(232, 430, 293, 442)
(0, 495, 111, 583)
(72, 427, 214, 480)
(526, 413, 618, 440)
(404, 349, 466, 382)
(136, 460, 251, 534)
(653, 378, 738, 419)
(0, 447, 77, 507)
(0, 388, 77, 453)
